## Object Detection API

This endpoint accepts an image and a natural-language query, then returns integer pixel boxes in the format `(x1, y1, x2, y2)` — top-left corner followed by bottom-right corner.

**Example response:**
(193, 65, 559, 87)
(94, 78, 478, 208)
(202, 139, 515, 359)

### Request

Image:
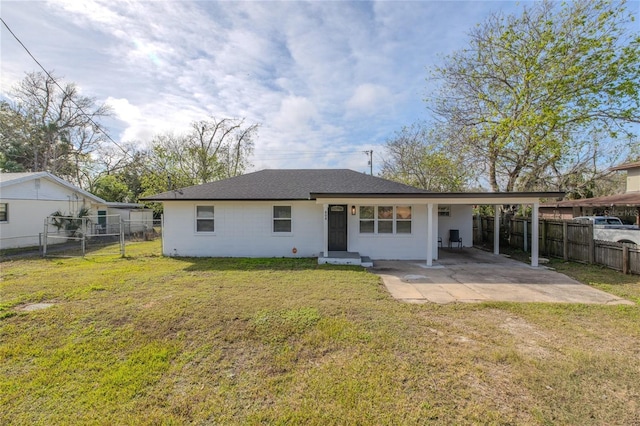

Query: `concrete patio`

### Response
(370, 248, 633, 305)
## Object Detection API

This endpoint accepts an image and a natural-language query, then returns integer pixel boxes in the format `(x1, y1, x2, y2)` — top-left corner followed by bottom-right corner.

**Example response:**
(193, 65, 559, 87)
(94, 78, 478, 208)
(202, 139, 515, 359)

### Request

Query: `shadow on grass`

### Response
(171, 256, 365, 272)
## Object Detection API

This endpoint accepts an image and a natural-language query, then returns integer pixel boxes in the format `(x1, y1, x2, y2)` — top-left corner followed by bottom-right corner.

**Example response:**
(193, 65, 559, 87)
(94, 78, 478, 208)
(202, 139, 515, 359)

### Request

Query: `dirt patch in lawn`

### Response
(17, 302, 55, 311)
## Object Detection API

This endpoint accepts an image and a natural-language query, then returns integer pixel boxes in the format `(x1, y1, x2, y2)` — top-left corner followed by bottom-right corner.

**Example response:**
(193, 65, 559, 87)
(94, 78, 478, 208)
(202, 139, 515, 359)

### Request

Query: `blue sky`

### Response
(2, 0, 530, 174)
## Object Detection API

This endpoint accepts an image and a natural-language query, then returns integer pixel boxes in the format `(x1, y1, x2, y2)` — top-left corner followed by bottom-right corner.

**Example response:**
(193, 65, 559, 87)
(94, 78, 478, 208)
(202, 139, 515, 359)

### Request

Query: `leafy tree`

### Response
(381, 123, 471, 191)
(0, 71, 112, 187)
(427, 0, 640, 193)
(91, 174, 132, 202)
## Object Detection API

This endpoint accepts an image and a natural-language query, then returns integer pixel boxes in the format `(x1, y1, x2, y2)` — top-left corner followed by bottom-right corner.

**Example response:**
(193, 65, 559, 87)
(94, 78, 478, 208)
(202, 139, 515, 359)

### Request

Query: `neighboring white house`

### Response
(142, 169, 562, 267)
(0, 172, 107, 249)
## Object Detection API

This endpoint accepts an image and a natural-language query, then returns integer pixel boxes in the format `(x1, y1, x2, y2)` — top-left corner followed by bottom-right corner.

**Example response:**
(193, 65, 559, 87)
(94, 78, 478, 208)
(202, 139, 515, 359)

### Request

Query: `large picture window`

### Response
(359, 205, 412, 234)
(273, 206, 292, 232)
(196, 206, 215, 232)
(0, 203, 7, 222)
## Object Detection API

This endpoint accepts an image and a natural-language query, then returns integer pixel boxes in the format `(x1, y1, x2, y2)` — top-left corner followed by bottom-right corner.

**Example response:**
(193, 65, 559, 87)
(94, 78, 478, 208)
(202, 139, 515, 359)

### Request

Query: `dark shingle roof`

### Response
(141, 169, 430, 201)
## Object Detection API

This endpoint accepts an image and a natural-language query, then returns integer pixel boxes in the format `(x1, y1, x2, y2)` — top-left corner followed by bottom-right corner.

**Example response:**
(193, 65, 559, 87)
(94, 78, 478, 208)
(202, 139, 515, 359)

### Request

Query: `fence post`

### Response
(588, 223, 595, 264)
(563, 221, 569, 261)
(541, 220, 547, 256)
(523, 219, 528, 253)
(43, 220, 48, 258)
(622, 245, 630, 274)
(81, 217, 86, 257)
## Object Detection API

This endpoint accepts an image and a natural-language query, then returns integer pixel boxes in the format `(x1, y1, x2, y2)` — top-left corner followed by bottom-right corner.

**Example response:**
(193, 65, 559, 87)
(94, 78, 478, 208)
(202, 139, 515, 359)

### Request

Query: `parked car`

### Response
(573, 216, 640, 245)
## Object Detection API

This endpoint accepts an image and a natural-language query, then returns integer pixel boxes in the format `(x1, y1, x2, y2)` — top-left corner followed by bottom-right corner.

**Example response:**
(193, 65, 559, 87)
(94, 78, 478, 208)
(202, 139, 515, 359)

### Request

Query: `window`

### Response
(396, 206, 412, 233)
(196, 206, 215, 232)
(377, 206, 393, 233)
(359, 206, 374, 233)
(273, 206, 291, 232)
(359, 205, 412, 234)
(0, 203, 7, 222)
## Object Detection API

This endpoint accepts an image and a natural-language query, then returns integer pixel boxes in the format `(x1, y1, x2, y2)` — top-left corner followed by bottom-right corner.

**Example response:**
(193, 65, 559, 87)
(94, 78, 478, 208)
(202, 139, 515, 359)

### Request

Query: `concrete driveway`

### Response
(371, 248, 633, 305)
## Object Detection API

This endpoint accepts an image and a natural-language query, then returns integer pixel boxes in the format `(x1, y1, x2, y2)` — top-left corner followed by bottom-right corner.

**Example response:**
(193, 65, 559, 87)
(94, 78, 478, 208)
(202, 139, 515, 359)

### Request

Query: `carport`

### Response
(372, 248, 633, 305)
(415, 191, 563, 268)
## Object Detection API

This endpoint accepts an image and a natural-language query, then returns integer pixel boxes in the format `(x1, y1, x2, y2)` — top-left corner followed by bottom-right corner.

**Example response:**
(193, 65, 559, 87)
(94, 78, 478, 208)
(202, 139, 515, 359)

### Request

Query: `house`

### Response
(142, 169, 562, 267)
(0, 172, 107, 249)
(539, 161, 640, 225)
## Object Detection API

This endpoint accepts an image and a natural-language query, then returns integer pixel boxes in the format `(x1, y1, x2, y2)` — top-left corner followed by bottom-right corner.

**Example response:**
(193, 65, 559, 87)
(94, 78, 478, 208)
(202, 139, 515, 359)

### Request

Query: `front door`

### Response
(328, 205, 347, 251)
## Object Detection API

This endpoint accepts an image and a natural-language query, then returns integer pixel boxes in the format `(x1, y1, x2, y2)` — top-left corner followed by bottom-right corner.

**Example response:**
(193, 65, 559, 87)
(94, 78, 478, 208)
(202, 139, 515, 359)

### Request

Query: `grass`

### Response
(1, 241, 639, 425)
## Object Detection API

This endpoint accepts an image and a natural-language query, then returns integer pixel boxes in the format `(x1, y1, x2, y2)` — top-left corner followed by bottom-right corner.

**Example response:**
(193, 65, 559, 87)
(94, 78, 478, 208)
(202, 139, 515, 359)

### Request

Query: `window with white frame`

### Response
(359, 206, 374, 233)
(195, 206, 215, 232)
(0, 203, 7, 222)
(359, 205, 412, 234)
(377, 206, 393, 233)
(273, 206, 292, 232)
(396, 206, 412, 233)
(438, 206, 450, 217)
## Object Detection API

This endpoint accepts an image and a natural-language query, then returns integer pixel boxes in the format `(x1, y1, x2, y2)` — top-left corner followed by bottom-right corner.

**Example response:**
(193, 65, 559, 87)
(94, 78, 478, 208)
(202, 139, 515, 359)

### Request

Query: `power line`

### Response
(0, 17, 128, 156)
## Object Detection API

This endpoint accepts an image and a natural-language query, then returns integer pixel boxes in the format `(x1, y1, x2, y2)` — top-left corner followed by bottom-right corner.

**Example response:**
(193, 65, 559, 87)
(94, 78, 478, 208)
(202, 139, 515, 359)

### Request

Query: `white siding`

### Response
(162, 201, 324, 257)
(0, 179, 105, 249)
(437, 205, 473, 248)
(0, 199, 100, 249)
(347, 204, 429, 260)
(162, 201, 476, 259)
(626, 167, 640, 193)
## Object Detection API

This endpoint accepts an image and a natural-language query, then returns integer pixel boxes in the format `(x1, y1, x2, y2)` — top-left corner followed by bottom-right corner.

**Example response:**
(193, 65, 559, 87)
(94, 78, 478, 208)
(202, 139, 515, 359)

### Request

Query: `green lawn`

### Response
(1, 241, 639, 425)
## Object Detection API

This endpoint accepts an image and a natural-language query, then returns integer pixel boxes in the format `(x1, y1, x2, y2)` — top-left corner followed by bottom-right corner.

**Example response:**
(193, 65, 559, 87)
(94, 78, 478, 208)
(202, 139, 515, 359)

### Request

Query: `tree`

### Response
(143, 116, 257, 188)
(92, 175, 132, 202)
(427, 0, 640, 193)
(0, 71, 112, 186)
(139, 117, 258, 215)
(381, 123, 472, 191)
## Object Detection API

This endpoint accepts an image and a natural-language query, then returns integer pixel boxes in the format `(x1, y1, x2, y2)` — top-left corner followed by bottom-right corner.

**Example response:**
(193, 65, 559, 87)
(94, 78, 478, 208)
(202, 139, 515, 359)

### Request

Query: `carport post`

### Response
(494, 206, 500, 255)
(531, 202, 539, 267)
(426, 203, 434, 267)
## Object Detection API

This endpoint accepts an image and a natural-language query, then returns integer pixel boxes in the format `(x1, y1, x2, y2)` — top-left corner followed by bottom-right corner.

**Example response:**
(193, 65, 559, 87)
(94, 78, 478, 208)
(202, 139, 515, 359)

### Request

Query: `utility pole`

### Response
(364, 150, 373, 175)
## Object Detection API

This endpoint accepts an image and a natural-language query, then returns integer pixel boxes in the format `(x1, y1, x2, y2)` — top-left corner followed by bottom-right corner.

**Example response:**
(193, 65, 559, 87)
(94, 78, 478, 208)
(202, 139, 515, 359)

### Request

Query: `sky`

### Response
(2, 0, 533, 174)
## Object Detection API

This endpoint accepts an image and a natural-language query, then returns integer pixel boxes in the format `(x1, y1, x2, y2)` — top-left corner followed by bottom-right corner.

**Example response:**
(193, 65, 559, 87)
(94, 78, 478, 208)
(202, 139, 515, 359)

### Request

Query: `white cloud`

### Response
(346, 83, 393, 116)
(1, 0, 529, 174)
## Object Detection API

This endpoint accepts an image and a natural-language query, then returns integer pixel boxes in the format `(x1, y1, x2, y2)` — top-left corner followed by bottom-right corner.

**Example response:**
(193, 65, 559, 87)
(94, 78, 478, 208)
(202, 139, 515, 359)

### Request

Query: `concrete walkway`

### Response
(371, 248, 633, 305)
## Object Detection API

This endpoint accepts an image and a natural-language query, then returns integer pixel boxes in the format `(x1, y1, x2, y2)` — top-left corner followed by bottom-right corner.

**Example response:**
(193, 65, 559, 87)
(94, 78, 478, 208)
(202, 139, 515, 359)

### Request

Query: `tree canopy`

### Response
(0, 71, 112, 186)
(427, 0, 640, 193)
(381, 123, 472, 191)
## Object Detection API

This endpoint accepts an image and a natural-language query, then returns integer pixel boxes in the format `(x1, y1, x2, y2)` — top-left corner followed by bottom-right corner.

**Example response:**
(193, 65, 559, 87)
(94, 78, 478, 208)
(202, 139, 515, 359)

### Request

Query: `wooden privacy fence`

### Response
(473, 216, 640, 275)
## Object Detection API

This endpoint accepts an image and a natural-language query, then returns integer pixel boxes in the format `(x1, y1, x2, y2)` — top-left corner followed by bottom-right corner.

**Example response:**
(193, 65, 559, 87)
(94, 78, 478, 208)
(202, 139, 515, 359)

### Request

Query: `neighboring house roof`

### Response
(105, 202, 149, 209)
(610, 161, 640, 171)
(0, 171, 107, 204)
(540, 192, 640, 208)
(141, 169, 563, 201)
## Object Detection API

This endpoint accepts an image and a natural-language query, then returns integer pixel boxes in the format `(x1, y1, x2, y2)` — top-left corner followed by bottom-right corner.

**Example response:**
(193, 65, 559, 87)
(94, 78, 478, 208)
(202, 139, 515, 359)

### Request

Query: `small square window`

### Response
(273, 206, 292, 232)
(196, 206, 214, 232)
